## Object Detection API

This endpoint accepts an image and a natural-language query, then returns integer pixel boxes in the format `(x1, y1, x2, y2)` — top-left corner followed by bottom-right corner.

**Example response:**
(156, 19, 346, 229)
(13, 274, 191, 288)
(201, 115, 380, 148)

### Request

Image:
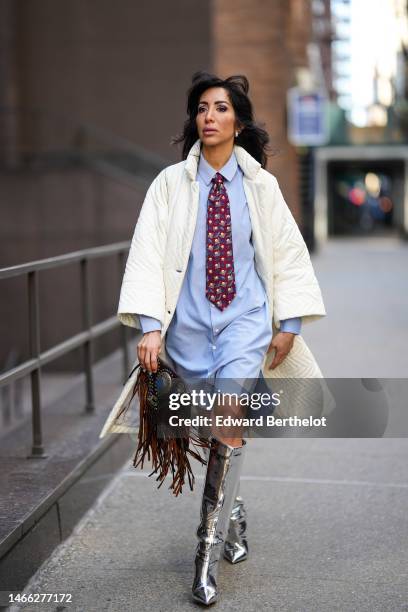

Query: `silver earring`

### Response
(235, 131, 239, 138)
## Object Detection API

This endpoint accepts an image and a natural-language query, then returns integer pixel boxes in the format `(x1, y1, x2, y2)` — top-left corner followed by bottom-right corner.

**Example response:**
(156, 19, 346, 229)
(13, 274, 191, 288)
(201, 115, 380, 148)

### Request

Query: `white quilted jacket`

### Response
(118, 139, 328, 383)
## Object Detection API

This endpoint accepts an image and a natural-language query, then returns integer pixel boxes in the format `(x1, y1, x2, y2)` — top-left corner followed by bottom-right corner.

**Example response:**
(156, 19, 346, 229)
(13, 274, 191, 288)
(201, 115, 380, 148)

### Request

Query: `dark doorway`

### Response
(327, 160, 403, 236)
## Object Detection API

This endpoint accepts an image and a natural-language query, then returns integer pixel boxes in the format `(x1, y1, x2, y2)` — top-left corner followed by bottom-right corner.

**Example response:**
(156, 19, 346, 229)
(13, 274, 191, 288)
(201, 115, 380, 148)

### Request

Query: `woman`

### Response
(116, 71, 326, 605)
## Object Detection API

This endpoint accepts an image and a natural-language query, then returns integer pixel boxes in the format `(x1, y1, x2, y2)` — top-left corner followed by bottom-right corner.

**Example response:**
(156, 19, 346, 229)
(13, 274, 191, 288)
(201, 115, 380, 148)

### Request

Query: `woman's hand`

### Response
(267, 332, 296, 370)
(137, 330, 162, 373)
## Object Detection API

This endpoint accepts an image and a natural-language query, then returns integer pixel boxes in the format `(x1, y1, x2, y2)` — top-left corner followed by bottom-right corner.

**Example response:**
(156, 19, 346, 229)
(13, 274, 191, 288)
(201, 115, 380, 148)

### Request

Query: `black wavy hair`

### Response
(171, 71, 274, 168)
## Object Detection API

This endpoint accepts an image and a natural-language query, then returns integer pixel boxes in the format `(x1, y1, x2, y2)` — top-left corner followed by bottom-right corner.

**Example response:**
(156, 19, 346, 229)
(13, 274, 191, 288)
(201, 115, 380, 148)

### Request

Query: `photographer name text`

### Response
(168, 415, 327, 428)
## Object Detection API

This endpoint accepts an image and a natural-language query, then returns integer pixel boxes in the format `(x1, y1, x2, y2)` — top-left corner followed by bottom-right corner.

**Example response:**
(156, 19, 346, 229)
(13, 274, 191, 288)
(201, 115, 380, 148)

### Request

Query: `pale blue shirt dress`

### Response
(138, 150, 301, 391)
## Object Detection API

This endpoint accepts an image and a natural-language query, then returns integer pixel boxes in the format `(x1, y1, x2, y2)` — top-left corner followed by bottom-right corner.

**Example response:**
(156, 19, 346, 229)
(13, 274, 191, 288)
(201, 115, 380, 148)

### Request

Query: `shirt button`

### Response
(211, 345, 216, 350)
(214, 328, 219, 333)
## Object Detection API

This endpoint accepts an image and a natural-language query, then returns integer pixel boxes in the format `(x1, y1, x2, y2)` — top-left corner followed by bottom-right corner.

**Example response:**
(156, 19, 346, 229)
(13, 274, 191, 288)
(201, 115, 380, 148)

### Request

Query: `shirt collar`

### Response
(185, 139, 261, 182)
(198, 150, 238, 186)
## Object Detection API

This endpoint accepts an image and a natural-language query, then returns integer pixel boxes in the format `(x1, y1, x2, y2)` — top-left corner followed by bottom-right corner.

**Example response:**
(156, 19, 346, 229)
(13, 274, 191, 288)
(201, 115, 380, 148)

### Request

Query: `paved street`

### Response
(10, 236, 408, 612)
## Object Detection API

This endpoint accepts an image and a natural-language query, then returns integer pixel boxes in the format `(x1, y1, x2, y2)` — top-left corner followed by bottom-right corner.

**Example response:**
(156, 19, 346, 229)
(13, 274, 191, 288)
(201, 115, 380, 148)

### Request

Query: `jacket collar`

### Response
(185, 138, 262, 182)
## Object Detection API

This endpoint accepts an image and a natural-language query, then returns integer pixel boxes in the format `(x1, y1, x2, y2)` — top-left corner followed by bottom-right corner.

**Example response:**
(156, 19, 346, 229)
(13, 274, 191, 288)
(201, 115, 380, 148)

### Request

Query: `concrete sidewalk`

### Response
(7, 235, 408, 611)
(302, 234, 408, 378)
(9, 436, 408, 611)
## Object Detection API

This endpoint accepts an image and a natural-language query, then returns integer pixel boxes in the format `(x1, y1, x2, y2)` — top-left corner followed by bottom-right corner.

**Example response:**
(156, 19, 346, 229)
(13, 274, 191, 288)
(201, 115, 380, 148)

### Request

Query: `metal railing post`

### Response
(118, 251, 130, 383)
(80, 257, 95, 413)
(27, 270, 46, 457)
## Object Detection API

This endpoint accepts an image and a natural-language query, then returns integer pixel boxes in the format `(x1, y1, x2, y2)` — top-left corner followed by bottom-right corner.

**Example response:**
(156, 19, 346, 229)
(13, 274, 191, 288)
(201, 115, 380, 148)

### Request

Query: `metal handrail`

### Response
(0, 242, 130, 279)
(0, 241, 132, 457)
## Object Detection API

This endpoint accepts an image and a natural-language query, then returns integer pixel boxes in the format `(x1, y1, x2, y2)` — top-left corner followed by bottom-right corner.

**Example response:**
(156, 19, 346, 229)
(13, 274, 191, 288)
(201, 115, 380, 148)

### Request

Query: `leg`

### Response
(211, 390, 245, 448)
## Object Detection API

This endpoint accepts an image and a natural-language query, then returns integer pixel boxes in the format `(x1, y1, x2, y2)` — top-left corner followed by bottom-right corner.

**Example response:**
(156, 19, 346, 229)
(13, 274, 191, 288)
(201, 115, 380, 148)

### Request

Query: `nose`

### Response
(205, 108, 214, 122)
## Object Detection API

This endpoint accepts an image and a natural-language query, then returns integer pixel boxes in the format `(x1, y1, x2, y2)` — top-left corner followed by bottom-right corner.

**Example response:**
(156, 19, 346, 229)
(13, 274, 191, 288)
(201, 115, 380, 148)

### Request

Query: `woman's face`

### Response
(196, 87, 240, 148)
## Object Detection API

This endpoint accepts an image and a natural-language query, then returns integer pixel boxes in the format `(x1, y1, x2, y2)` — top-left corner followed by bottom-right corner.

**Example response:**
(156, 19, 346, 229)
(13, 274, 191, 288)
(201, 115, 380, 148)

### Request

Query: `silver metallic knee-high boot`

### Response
(223, 478, 249, 564)
(201, 443, 249, 565)
(192, 436, 246, 606)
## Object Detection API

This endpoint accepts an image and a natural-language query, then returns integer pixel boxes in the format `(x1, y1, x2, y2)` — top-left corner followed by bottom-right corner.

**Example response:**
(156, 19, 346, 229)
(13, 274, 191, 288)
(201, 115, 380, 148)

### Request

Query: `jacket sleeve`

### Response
(270, 176, 326, 328)
(117, 168, 168, 330)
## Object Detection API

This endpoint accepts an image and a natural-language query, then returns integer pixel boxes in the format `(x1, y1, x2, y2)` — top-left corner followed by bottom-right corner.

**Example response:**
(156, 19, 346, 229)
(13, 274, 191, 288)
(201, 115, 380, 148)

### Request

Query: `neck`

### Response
(201, 140, 235, 171)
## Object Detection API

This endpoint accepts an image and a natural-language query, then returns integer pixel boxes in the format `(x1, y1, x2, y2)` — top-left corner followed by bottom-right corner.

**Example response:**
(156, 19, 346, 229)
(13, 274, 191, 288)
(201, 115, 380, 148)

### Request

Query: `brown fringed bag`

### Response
(118, 357, 210, 496)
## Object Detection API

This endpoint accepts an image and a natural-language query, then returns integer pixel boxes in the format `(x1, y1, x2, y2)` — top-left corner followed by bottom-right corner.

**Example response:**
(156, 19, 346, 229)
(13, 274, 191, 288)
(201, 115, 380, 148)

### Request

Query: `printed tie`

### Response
(205, 172, 236, 310)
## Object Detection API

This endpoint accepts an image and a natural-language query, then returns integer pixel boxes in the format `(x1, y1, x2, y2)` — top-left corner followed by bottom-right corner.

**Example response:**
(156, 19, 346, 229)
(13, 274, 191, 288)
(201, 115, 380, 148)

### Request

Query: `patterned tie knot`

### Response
(211, 172, 225, 186)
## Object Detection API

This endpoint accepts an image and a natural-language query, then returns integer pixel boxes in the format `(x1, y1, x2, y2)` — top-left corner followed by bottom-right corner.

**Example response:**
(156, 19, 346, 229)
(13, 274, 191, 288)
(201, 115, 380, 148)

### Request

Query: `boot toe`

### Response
(223, 541, 248, 564)
(192, 582, 218, 606)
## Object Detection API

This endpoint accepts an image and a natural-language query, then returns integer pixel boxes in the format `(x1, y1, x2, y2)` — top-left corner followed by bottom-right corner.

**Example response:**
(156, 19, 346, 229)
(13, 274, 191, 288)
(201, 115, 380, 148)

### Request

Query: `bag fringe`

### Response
(132, 366, 210, 496)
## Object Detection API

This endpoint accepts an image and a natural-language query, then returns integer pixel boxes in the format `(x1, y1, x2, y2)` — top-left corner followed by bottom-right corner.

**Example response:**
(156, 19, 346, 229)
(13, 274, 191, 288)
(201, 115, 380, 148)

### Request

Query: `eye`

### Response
(217, 106, 227, 112)
(198, 106, 206, 113)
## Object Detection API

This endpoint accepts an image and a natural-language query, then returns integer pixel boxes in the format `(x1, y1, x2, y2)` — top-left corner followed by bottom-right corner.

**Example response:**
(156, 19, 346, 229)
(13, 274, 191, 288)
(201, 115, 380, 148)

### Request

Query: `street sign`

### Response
(287, 87, 329, 146)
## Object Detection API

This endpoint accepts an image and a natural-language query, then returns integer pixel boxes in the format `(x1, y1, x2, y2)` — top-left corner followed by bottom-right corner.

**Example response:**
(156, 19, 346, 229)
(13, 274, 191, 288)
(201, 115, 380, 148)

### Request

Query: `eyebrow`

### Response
(198, 100, 230, 105)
